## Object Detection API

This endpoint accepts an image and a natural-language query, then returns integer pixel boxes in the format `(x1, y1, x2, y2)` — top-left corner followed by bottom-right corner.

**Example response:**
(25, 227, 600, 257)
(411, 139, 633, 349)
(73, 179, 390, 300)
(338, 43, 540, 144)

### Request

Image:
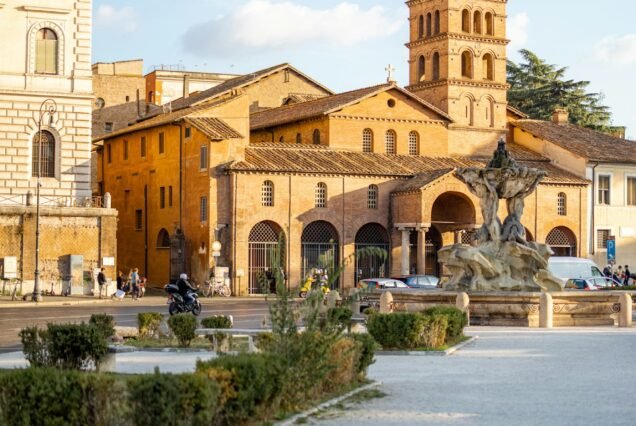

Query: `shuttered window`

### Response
(35, 28, 58, 75)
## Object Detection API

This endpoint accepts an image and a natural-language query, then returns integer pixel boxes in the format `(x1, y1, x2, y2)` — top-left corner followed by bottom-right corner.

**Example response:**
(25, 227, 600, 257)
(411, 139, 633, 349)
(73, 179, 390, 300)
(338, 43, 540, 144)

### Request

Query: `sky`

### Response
(93, 0, 636, 138)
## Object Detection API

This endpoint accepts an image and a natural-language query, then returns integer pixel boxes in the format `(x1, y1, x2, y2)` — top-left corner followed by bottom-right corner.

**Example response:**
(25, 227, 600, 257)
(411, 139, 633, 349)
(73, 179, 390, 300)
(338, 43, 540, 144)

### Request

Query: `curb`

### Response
(277, 381, 383, 426)
(376, 336, 478, 357)
(0, 298, 116, 308)
(108, 345, 213, 354)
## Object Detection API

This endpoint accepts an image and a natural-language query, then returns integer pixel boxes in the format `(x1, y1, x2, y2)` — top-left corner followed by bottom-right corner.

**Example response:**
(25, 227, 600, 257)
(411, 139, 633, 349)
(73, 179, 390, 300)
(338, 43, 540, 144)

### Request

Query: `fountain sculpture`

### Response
(439, 139, 564, 292)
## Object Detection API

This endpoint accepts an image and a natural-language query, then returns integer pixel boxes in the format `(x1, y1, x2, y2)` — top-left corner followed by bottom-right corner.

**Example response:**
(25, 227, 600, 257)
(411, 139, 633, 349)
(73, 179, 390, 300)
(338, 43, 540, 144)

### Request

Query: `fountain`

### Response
(439, 139, 564, 292)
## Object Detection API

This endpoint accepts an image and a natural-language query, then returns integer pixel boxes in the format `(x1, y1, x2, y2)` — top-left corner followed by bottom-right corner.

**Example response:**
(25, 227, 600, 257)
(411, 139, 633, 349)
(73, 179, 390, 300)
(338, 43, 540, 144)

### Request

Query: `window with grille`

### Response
(362, 129, 373, 152)
(597, 229, 611, 250)
(315, 182, 327, 208)
(160, 187, 165, 209)
(159, 132, 165, 154)
(200, 196, 208, 223)
(262, 181, 274, 207)
(368, 185, 378, 209)
(408, 131, 419, 155)
(123, 140, 129, 160)
(200, 145, 208, 170)
(35, 28, 58, 75)
(135, 210, 143, 230)
(627, 177, 636, 206)
(32, 130, 55, 178)
(598, 175, 610, 205)
(140, 136, 146, 157)
(185, 127, 192, 138)
(168, 186, 173, 207)
(557, 192, 567, 216)
(385, 130, 396, 154)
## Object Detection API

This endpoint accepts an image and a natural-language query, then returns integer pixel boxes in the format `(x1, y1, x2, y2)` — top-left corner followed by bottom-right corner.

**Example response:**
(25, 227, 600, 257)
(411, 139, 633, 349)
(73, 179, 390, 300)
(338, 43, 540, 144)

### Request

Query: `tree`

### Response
(507, 49, 612, 129)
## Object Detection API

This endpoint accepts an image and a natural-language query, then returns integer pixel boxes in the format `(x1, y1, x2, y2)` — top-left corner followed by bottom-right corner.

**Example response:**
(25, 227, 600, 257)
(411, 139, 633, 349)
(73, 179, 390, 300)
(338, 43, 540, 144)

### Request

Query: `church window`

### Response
(434, 11, 440, 34)
(426, 13, 432, 37)
(557, 193, 567, 216)
(200, 144, 208, 170)
(385, 130, 396, 155)
(462, 10, 470, 33)
(482, 54, 494, 80)
(362, 129, 374, 153)
(160, 187, 166, 209)
(473, 11, 482, 34)
(418, 15, 424, 39)
(461, 51, 473, 79)
(200, 196, 208, 223)
(417, 56, 426, 81)
(408, 131, 419, 156)
(315, 182, 327, 208)
(368, 185, 379, 209)
(296, 133, 302, 144)
(135, 210, 143, 230)
(262, 180, 274, 207)
(432, 52, 440, 81)
(35, 28, 58, 75)
(32, 130, 56, 178)
(312, 129, 321, 145)
(185, 127, 192, 138)
(485, 12, 494, 35)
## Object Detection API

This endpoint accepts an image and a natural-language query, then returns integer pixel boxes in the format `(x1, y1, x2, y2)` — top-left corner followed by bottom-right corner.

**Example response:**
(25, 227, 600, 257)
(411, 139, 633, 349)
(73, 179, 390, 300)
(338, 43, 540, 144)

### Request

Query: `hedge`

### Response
(167, 314, 197, 347)
(137, 312, 164, 338)
(421, 306, 468, 340)
(366, 312, 448, 350)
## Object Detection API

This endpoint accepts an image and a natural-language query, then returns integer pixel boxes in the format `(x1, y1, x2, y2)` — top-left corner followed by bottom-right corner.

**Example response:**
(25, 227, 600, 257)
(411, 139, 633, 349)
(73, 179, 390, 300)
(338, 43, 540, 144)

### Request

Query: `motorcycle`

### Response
(164, 284, 202, 316)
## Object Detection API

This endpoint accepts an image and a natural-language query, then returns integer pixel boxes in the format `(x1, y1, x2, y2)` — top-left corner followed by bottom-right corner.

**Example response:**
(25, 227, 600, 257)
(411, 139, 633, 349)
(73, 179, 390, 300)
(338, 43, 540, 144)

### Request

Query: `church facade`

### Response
(96, 0, 593, 294)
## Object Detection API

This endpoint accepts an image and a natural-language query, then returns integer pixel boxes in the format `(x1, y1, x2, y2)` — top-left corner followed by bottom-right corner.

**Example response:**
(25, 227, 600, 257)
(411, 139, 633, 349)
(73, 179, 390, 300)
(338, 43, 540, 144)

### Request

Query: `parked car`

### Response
(357, 278, 410, 291)
(563, 276, 622, 291)
(392, 275, 440, 289)
(548, 257, 604, 283)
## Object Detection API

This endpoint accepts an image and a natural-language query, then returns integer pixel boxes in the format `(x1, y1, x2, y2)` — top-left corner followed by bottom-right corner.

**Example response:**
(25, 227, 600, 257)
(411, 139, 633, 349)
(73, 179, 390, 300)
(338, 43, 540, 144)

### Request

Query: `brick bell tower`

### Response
(405, 0, 509, 131)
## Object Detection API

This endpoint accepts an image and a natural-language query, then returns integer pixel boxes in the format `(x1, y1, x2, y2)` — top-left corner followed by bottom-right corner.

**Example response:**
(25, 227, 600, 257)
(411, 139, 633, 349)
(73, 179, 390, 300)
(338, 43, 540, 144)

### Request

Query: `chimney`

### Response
(136, 89, 141, 117)
(552, 108, 569, 125)
(183, 74, 190, 99)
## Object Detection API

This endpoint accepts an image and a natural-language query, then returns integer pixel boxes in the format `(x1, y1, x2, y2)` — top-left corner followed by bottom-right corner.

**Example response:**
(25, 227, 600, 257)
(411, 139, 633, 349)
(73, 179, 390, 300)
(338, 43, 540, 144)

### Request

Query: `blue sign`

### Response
(607, 239, 616, 263)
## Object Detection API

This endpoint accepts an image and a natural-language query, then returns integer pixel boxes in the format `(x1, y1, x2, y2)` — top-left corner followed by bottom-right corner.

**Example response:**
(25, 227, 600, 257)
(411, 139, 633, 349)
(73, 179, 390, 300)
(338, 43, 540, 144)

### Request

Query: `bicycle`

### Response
(201, 279, 231, 297)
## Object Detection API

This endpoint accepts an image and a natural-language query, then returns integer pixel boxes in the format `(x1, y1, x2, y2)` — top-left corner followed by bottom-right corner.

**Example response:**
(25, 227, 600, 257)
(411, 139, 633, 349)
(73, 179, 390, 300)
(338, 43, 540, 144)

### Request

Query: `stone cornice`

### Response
(407, 0, 507, 6)
(330, 114, 448, 126)
(226, 169, 411, 180)
(406, 32, 510, 49)
(21, 6, 72, 14)
(407, 79, 510, 92)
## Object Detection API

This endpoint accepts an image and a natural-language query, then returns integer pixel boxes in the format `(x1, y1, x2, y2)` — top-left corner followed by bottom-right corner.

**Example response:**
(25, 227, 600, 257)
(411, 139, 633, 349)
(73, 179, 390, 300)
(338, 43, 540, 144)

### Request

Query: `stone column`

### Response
(380, 291, 393, 313)
(618, 293, 633, 328)
(456, 292, 470, 324)
(417, 228, 428, 275)
(400, 228, 410, 276)
(539, 292, 553, 329)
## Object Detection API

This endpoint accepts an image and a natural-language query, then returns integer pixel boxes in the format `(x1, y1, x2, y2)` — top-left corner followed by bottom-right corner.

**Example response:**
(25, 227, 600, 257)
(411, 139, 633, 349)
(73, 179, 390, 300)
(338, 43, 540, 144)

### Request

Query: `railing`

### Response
(0, 194, 105, 208)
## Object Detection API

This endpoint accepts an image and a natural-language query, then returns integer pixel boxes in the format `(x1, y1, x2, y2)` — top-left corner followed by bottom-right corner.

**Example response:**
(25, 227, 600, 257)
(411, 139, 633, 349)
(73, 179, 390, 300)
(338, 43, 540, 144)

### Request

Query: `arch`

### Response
(482, 53, 494, 80)
(312, 129, 321, 145)
(362, 128, 374, 152)
(156, 228, 170, 248)
(462, 9, 471, 33)
(262, 180, 274, 207)
(385, 130, 396, 154)
(473, 10, 482, 34)
(355, 223, 390, 281)
(296, 133, 302, 144)
(425, 226, 442, 276)
(368, 185, 379, 209)
(417, 55, 426, 81)
(248, 221, 286, 294)
(426, 13, 432, 37)
(35, 28, 58, 74)
(28, 21, 65, 75)
(557, 192, 567, 216)
(408, 131, 419, 156)
(461, 51, 473, 78)
(459, 94, 475, 126)
(546, 226, 577, 257)
(485, 12, 494, 35)
(431, 192, 476, 226)
(301, 221, 340, 289)
(32, 130, 56, 178)
(315, 182, 327, 208)
(434, 10, 441, 34)
(418, 15, 424, 39)
(432, 52, 440, 81)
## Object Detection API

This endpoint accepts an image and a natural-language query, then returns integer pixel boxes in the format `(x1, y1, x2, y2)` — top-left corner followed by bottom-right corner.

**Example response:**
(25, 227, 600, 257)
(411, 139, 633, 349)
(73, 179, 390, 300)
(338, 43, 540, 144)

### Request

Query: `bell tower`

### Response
(406, 0, 509, 131)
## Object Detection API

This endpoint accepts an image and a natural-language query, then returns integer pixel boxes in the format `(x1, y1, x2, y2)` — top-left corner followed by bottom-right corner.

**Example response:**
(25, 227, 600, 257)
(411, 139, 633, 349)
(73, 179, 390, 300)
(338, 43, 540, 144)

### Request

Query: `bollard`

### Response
(618, 293, 633, 328)
(104, 192, 112, 208)
(456, 292, 470, 324)
(326, 290, 340, 309)
(379, 291, 393, 313)
(539, 292, 553, 329)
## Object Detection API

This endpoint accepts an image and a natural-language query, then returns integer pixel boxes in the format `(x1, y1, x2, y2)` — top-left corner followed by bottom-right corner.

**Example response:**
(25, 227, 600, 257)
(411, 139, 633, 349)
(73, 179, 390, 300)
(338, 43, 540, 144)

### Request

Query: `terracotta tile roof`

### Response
(283, 93, 328, 104)
(92, 101, 162, 140)
(184, 117, 243, 140)
(227, 143, 588, 186)
(513, 119, 636, 164)
(250, 83, 453, 130)
(398, 169, 455, 192)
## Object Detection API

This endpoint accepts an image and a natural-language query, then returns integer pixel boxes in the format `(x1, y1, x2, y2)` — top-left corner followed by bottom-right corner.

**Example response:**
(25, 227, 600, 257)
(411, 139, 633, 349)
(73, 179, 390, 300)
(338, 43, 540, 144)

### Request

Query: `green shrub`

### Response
(420, 314, 448, 348)
(19, 326, 49, 368)
(200, 315, 232, 329)
(167, 314, 197, 347)
(323, 337, 359, 393)
(326, 306, 353, 331)
(363, 307, 378, 316)
(0, 368, 127, 426)
(138, 312, 164, 338)
(422, 306, 467, 339)
(89, 314, 116, 340)
(350, 333, 377, 376)
(128, 369, 219, 426)
(46, 323, 109, 370)
(197, 353, 280, 425)
(366, 312, 425, 350)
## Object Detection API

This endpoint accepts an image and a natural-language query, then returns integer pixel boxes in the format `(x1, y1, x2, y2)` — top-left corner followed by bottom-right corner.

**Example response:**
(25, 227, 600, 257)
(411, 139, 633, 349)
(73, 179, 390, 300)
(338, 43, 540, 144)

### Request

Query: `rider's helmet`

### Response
(180, 273, 188, 280)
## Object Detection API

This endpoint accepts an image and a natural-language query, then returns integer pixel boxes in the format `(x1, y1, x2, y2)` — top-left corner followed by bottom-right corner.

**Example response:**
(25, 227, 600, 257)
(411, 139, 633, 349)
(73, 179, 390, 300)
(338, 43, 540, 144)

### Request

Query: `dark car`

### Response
(392, 275, 440, 289)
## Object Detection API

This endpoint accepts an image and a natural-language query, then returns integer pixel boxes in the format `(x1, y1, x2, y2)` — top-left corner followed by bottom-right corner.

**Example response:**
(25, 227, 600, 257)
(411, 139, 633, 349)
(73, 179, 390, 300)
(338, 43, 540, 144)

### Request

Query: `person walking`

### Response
(97, 268, 107, 299)
(130, 268, 140, 300)
(624, 265, 631, 286)
(116, 271, 124, 291)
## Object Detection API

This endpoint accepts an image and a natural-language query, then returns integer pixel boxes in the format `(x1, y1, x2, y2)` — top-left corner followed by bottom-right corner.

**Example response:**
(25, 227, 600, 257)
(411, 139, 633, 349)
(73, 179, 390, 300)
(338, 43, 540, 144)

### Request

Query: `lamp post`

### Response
(32, 99, 57, 302)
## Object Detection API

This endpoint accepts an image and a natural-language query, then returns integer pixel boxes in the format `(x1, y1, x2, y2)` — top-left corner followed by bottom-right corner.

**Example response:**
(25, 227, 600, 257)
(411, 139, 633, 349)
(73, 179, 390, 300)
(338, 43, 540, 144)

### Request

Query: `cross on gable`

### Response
(385, 64, 396, 83)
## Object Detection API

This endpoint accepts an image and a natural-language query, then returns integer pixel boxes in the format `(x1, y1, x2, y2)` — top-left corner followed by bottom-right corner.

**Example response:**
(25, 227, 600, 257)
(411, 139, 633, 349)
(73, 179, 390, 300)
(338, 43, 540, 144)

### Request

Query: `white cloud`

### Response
(507, 12, 529, 50)
(182, 0, 403, 57)
(595, 34, 636, 65)
(95, 4, 136, 33)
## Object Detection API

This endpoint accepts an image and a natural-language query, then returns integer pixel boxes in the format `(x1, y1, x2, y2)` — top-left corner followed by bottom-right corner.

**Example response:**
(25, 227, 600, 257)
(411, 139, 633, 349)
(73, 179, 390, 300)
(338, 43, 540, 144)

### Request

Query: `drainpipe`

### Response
(591, 162, 599, 255)
(171, 122, 185, 272)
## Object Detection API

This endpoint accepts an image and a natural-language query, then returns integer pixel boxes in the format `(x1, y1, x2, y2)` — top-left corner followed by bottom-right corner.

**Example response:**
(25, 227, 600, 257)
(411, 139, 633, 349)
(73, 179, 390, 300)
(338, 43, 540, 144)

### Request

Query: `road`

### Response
(0, 297, 270, 352)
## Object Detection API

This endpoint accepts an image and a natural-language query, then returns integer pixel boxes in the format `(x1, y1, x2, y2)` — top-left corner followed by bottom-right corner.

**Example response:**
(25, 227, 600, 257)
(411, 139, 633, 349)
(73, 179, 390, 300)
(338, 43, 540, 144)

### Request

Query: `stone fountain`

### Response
(439, 139, 564, 292)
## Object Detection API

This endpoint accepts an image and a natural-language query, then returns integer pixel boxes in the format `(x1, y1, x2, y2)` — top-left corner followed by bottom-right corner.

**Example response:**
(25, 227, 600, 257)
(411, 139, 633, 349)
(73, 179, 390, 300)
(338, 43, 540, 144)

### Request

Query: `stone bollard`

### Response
(379, 291, 393, 313)
(26, 191, 33, 206)
(618, 293, 633, 328)
(455, 292, 470, 324)
(104, 192, 112, 208)
(326, 290, 340, 309)
(539, 292, 553, 329)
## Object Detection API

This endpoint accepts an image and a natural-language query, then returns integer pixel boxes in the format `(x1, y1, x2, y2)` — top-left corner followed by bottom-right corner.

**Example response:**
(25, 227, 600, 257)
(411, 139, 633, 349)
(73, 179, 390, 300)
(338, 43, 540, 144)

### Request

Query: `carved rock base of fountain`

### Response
(439, 240, 564, 292)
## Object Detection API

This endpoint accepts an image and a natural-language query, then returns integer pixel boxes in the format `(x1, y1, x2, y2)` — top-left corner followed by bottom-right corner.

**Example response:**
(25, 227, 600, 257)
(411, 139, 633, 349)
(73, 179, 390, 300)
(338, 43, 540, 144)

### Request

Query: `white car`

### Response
(548, 257, 604, 283)
(358, 278, 409, 290)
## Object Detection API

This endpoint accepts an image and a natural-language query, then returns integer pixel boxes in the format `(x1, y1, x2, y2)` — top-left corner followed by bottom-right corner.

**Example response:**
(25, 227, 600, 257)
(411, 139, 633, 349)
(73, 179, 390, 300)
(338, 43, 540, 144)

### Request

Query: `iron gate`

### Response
(301, 221, 339, 289)
(248, 221, 285, 294)
(355, 223, 390, 282)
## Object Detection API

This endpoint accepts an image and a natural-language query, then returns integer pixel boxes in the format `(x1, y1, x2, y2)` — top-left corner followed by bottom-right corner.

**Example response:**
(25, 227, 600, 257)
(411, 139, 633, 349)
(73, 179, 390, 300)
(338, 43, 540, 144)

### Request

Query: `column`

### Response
(400, 228, 410, 276)
(417, 228, 428, 275)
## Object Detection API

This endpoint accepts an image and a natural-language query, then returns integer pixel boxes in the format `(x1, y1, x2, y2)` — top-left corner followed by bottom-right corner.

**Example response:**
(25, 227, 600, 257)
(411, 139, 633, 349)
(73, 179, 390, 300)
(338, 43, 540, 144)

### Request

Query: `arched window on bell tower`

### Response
(417, 56, 426, 81)
(485, 12, 494, 36)
(473, 11, 482, 34)
(434, 11, 440, 34)
(462, 9, 470, 33)
(482, 53, 494, 81)
(432, 52, 440, 81)
(418, 15, 424, 39)
(426, 13, 432, 37)
(461, 51, 473, 79)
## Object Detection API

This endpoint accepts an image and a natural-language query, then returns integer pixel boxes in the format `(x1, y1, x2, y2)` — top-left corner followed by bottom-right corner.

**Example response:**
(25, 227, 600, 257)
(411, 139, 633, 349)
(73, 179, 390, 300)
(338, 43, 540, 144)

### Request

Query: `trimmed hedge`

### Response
(89, 314, 116, 341)
(350, 332, 378, 376)
(168, 314, 197, 347)
(421, 306, 467, 340)
(366, 312, 448, 350)
(326, 307, 353, 331)
(200, 315, 232, 329)
(137, 312, 164, 338)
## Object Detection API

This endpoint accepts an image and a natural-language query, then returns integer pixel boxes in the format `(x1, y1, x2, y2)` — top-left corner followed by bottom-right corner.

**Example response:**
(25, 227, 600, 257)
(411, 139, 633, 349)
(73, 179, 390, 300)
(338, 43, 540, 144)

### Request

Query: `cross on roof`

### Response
(386, 64, 396, 83)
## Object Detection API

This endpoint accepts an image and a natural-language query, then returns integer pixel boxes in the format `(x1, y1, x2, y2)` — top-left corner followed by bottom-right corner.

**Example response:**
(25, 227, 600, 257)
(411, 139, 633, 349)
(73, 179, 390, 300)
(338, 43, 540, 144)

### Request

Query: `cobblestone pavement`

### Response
(312, 327, 636, 426)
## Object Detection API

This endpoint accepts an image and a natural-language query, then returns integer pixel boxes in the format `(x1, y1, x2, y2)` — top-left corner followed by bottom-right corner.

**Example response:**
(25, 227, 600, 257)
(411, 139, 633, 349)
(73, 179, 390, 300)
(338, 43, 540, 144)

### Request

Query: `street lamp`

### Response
(32, 99, 57, 302)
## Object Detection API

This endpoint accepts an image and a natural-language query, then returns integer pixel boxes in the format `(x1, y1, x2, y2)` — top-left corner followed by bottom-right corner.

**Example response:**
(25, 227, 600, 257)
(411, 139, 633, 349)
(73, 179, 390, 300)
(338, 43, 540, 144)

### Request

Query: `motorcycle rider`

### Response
(176, 273, 196, 309)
